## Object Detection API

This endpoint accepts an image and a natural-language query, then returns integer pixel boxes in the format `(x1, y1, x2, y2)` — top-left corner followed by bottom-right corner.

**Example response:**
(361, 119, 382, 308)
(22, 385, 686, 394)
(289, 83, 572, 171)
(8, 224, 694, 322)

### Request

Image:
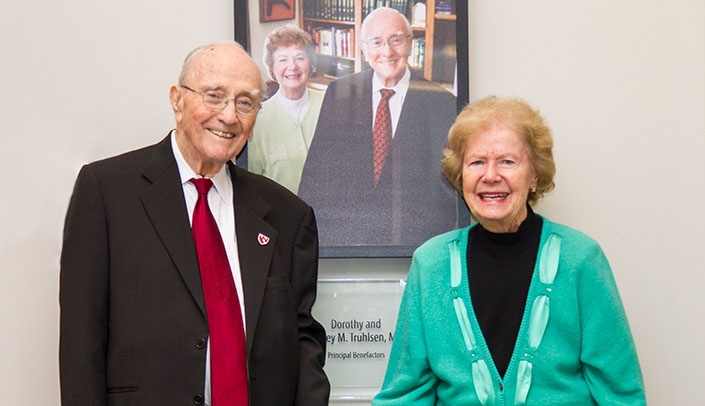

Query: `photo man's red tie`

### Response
(190, 178, 248, 405)
(373, 88, 395, 187)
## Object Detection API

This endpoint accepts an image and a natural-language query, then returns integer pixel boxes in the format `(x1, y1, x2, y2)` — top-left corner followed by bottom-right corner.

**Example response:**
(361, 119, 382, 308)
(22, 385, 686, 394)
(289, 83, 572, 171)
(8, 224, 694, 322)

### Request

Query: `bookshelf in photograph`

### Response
(299, 0, 455, 90)
(423, 0, 456, 88)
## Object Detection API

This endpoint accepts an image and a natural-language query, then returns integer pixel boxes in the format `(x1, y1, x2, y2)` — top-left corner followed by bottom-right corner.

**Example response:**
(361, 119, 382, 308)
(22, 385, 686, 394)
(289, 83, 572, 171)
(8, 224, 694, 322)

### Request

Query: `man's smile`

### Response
(209, 129, 235, 139)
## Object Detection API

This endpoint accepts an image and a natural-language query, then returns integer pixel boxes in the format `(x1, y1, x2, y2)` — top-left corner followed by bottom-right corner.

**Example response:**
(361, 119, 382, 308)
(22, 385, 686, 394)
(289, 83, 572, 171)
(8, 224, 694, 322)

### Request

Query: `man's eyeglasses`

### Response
(180, 85, 261, 116)
(362, 33, 412, 50)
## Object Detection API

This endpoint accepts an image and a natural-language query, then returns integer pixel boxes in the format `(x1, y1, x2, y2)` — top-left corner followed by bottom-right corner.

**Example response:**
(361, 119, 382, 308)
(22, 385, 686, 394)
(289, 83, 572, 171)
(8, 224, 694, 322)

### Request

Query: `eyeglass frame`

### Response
(179, 85, 261, 116)
(361, 32, 412, 51)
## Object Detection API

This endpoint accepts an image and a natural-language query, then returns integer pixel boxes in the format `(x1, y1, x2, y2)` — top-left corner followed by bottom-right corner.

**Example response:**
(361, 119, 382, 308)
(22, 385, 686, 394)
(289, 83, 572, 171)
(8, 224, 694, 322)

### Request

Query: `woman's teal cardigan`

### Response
(373, 217, 645, 405)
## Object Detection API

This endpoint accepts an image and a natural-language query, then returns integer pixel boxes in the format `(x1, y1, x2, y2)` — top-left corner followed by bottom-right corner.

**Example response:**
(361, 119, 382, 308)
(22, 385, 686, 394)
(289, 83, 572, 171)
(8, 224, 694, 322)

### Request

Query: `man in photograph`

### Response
(298, 7, 462, 253)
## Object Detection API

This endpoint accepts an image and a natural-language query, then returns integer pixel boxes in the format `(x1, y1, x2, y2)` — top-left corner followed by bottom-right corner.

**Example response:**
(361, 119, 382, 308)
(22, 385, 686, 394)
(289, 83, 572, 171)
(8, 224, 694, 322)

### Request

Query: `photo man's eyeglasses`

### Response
(362, 33, 412, 50)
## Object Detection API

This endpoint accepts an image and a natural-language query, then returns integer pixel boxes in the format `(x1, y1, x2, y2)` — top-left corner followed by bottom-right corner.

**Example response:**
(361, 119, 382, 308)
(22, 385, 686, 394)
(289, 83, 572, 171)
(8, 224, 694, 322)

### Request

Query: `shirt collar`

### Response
(372, 68, 411, 95)
(170, 130, 231, 202)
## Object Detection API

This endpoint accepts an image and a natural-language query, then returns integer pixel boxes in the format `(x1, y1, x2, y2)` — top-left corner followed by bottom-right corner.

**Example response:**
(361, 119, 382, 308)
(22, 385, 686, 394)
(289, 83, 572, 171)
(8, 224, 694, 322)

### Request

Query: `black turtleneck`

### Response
(467, 206, 542, 378)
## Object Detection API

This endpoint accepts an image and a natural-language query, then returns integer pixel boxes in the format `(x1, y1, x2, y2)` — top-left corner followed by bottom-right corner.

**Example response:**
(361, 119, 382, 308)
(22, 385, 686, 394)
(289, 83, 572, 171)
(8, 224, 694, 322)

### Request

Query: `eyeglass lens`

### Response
(182, 86, 258, 115)
(368, 34, 408, 49)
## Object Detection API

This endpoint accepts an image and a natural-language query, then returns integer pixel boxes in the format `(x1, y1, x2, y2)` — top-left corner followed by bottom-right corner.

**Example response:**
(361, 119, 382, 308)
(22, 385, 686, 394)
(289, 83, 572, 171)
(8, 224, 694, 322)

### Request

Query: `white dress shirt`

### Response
(171, 132, 245, 406)
(371, 68, 411, 138)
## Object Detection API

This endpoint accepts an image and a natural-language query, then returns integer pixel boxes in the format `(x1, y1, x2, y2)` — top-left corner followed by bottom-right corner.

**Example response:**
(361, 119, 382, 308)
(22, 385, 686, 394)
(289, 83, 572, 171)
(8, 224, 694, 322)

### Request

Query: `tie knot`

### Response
(380, 88, 395, 100)
(190, 177, 213, 196)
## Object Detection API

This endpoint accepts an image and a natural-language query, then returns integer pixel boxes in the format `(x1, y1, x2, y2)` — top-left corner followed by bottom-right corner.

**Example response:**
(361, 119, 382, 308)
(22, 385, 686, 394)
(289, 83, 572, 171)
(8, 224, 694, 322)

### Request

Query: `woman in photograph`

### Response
(373, 96, 645, 405)
(247, 24, 324, 194)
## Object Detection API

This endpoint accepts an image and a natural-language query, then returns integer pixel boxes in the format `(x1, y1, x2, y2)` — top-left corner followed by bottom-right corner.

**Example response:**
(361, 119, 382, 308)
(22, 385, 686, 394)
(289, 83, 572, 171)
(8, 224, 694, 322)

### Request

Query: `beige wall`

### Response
(466, 3, 705, 405)
(1, 0, 703, 404)
(0, 0, 236, 404)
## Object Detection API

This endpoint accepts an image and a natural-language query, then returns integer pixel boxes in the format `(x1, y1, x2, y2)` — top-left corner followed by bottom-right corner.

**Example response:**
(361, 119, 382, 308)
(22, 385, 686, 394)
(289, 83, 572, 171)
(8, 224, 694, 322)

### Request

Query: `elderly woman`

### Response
(247, 24, 324, 194)
(373, 96, 646, 405)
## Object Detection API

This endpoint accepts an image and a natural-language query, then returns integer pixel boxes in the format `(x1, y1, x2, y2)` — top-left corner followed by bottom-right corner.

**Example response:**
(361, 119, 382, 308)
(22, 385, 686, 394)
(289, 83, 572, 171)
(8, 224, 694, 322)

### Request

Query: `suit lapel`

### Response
(229, 163, 277, 354)
(356, 69, 375, 126)
(352, 69, 376, 180)
(397, 78, 429, 138)
(140, 136, 206, 317)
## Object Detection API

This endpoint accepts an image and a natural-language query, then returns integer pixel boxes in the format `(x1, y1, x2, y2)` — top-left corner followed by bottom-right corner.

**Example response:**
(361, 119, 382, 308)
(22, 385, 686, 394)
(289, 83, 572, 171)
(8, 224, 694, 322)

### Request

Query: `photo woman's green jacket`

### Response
(374, 217, 645, 405)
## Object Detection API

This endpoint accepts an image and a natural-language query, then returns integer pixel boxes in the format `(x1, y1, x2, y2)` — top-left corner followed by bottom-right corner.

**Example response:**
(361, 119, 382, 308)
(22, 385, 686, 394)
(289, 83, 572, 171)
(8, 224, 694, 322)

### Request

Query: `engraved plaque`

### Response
(313, 278, 406, 401)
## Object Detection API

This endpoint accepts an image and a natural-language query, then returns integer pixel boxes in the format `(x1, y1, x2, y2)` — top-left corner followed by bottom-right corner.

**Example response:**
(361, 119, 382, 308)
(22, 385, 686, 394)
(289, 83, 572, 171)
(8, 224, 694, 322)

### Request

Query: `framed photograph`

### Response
(236, 0, 469, 258)
(260, 0, 296, 22)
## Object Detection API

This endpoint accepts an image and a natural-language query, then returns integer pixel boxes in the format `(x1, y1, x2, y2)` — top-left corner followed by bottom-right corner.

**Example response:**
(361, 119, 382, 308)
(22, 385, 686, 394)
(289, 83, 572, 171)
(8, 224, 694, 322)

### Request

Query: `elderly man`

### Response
(59, 41, 330, 405)
(298, 7, 464, 256)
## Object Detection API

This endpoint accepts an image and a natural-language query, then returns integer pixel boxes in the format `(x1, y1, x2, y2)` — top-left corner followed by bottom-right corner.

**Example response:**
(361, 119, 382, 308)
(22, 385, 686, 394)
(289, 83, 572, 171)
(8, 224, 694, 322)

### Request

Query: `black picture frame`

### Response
(235, 0, 470, 258)
(234, 0, 248, 47)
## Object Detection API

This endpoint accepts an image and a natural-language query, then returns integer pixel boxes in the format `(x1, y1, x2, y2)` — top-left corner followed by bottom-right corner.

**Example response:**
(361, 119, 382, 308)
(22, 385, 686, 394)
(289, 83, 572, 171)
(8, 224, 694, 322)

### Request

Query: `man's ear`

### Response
(169, 86, 183, 122)
(169, 86, 182, 111)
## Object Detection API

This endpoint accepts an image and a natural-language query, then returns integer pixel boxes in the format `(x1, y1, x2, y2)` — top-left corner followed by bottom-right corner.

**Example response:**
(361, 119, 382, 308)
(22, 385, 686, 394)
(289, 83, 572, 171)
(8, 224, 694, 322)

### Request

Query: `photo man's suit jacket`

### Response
(298, 69, 466, 255)
(59, 135, 330, 405)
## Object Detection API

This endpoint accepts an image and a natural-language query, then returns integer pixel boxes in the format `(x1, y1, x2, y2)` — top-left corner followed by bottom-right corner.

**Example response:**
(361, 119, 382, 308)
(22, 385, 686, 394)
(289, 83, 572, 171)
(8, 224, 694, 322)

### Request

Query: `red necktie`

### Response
(190, 178, 248, 405)
(373, 88, 395, 187)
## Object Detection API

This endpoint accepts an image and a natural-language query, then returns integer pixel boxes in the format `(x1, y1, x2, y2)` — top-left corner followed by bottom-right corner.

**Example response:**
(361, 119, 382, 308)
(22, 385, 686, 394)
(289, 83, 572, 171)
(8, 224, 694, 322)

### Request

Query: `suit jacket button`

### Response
(195, 338, 206, 349)
(193, 394, 204, 405)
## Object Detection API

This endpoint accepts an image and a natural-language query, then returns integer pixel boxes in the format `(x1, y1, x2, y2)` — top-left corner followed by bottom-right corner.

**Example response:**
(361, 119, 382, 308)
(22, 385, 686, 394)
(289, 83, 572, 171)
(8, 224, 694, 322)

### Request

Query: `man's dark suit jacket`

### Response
(298, 69, 466, 256)
(59, 135, 330, 405)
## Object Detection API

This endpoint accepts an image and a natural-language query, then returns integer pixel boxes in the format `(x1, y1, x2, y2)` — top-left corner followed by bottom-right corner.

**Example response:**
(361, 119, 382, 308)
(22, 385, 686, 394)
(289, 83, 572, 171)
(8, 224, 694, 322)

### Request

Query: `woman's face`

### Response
(271, 45, 311, 99)
(462, 123, 538, 233)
